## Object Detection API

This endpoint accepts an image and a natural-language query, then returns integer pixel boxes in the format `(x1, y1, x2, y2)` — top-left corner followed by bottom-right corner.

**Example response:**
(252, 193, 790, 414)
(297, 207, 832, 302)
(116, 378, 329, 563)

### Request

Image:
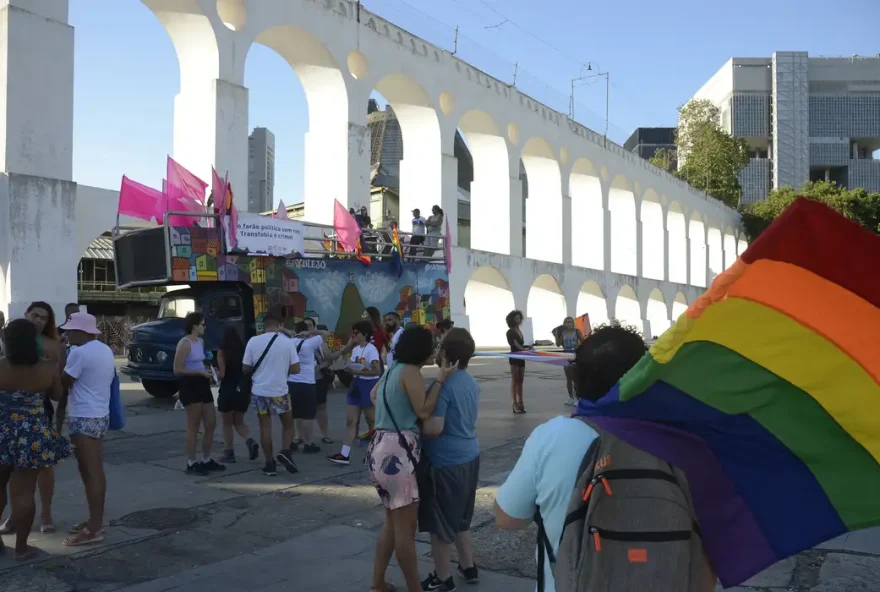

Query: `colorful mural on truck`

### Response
(169, 225, 450, 347)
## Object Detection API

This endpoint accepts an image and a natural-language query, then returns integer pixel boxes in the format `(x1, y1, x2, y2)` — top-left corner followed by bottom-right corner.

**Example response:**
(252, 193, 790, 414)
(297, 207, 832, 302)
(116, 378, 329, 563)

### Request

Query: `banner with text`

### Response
(224, 212, 305, 257)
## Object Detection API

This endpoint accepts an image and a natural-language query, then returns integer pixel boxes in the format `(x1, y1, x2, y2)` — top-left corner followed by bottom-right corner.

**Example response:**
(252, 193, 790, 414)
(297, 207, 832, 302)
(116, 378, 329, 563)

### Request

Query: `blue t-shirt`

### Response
(495, 416, 599, 592)
(423, 370, 480, 468)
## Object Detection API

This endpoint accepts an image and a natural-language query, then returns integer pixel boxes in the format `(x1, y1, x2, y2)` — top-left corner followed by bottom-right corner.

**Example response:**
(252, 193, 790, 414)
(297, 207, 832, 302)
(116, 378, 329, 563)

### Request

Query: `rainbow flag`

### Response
(575, 198, 880, 587)
(390, 226, 404, 278)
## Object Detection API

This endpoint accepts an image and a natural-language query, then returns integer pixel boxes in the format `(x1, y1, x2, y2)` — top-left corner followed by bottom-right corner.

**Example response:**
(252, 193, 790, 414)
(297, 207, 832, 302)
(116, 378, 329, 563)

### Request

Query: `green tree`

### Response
(674, 99, 750, 208)
(648, 147, 676, 173)
(739, 180, 880, 241)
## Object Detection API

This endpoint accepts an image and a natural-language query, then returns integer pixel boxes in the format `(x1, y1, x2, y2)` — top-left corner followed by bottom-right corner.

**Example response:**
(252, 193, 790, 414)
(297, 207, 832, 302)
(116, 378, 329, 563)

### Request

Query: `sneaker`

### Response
(290, 441, 300, 453)
(202, 459, 226, 472)
(185, 462, 208, 476)
(357, 429, 375, 442)
(457, 565, 479, 584)
(219, 450, 236, 464)
(263, 461, 277, 476)
(303, 443, 321, 454)
(276, 450, 299, 474)
(246, 439, 260, 461)
(327, 453, 350, 466)
(421, 571, 456, 591)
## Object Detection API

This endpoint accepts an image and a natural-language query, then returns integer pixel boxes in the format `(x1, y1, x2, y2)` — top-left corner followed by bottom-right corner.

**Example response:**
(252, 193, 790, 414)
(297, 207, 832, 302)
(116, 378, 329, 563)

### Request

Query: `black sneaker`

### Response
(276, 450, 299, 474)
(202, 459, 226, 472)
(246, 439, 260, 461)
(303, 443, 321, 454)
(327, 453, 350, 466)
(263, 461, 277, 476)
(457, 564, 479, 584)
(185, 462, 208, 476)
(421, 571, 456, 591)
(219, 450, 236, 464)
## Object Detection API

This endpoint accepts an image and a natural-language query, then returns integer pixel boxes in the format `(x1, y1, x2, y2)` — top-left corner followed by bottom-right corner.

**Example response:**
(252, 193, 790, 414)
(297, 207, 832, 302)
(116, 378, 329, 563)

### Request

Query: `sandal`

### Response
(14, 544, 40, 561)
(69, 522, 105, 535)
(321, 437, 334, 444)
(40, 523, 56, 534)
(63, 526, 104, 547)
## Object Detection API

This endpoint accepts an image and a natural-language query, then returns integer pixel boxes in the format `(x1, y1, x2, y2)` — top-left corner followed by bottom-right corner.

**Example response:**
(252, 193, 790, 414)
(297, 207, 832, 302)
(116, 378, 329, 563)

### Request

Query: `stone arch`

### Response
(253, 26, 349, 224)
(723, 228, 738, 270)
(613, 284, 641, 330)
(374, 73, 442, 232)
(645, 288, 669, 339)
(464, 266, 515, 347)
(576, 280, 607, 329)
(671, 292, 688, 322)
(569, 158, 603, 270)
(688, 212, 707, 288)
(609, 174, 637, 276)
(706, 224, 723, 283)
(522, 138, 562, 263)
(640, 189, 664, 280)
(459, 109, 509, 254)
(527, 273, 565, 343)
(666, 201, 687, 284)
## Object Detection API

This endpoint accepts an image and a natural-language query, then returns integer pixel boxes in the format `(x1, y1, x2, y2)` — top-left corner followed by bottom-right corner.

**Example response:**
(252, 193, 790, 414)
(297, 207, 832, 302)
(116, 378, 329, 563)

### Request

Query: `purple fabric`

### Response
(587, 416, 777, 588)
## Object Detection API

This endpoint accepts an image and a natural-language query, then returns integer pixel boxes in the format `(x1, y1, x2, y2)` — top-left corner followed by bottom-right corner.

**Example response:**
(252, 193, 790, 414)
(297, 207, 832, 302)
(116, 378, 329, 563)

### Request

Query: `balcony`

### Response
(77, 280, 165, 304)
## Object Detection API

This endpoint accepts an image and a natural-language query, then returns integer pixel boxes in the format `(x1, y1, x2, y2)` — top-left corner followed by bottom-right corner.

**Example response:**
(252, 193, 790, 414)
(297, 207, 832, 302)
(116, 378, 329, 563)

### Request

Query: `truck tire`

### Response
(142, 380, 179, 399)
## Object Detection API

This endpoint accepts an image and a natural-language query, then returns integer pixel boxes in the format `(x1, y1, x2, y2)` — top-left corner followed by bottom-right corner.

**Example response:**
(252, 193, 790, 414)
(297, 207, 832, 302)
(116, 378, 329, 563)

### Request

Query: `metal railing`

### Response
(77, 280, 165, 302)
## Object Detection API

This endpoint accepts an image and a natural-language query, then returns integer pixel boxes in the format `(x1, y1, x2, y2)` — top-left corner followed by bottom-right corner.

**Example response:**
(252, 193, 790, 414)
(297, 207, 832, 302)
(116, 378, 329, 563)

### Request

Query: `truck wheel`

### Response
(142, 380, 179, 399)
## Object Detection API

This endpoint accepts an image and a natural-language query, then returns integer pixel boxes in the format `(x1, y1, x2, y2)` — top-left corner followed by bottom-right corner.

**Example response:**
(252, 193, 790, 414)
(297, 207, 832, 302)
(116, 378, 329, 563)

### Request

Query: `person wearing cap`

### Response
(58, 313, 115, 547)
(409, 208, 427, 259)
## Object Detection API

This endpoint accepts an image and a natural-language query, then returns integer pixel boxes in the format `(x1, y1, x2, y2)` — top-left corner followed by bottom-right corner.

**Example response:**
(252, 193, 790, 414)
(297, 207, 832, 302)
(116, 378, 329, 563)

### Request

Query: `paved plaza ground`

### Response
(1, 357, 878, 591)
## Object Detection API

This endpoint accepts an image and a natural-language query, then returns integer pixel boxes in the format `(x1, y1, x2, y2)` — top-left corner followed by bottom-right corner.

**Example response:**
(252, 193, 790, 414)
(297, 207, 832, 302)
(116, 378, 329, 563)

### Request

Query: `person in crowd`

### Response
(173, 312, 224, 476)
(0, 319, 69, 560)
(434, 319, 455, 366)
(308, 318, 336, 445)
(383, 312, 403, 367)
(367, 326, 456, 592)
(425, 205, 444, 255)
(59, 313, 117, 547)
(327, 320, 382, 466)
(0, 302, 64, 536)
(216, 326, 259, 464)
(288, 320, 323, 454)
(243, 315, 300, 476)
(505, 310, 528, 414)
(420, 328, 481, 590)
(409, 208, 427, 259)
(493, 324, 647, 592)
(553, 317, 585, 406)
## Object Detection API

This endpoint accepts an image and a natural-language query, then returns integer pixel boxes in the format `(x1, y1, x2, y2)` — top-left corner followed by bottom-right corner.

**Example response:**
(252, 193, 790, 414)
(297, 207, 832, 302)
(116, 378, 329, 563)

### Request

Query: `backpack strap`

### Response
(252, 334, 279, 374)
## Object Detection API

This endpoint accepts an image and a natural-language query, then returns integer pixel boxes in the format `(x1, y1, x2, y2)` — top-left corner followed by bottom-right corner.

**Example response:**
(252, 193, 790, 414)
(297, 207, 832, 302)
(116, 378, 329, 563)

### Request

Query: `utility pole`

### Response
(453, 26, 459, 55)
(356, 0, 361, 23)
(570, 62, 610, 147)
(513, 61, 518, 86)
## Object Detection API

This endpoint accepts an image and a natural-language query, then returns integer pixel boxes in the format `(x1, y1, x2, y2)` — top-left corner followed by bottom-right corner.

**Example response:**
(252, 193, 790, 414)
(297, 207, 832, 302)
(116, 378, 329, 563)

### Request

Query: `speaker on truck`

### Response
(114, 227, 169, 287)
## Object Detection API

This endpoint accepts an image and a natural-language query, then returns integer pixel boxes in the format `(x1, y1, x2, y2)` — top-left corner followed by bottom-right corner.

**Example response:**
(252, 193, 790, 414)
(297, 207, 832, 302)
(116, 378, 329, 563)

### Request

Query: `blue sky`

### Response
(71, 0, 879, 206)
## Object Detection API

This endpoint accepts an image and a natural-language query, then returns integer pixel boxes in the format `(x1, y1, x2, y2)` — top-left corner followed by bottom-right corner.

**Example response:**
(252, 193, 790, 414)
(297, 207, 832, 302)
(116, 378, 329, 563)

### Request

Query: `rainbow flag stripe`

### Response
(576, 198, 880, 587)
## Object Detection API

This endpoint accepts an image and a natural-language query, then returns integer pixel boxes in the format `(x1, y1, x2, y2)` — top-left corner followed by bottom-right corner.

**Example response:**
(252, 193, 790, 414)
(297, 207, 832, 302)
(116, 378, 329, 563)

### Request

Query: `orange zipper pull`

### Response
(600, 476, 612, 496)
(582, 482, 595, 501)
(592, 529, 602, 552)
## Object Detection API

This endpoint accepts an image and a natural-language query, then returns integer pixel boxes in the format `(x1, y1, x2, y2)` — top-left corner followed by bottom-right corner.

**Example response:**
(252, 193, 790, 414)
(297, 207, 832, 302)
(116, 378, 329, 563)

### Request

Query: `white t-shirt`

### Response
(289, 335, 323, 385)
(386, 327, 404, 367)
(350, 343, 380, 382)
(244, 332, 299, 397)
(411, 216, 427, 236)
(64, 340, 116, 419)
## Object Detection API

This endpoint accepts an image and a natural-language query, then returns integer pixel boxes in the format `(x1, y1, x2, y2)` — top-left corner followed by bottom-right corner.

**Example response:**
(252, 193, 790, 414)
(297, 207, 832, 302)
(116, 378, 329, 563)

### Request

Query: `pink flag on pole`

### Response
(277, 200, 289, 220)
(444, 218, 453, 274)
(212, 168, 226, 216)
(333, 199, 361, 253)
(118, 176, 164, 223)
(167, 156, 207, 204)
(166, 182, 202, 227)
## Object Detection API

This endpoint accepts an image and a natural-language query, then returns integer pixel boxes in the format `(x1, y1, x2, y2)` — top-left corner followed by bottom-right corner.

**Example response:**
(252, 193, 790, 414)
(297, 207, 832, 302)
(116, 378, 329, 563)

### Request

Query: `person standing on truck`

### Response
(216, 327, 259, 465)
(288, 320, 323, 454)
(243, 315, 301, 477)
(174, 312, 225, 477)
(327, 320, 382, 466)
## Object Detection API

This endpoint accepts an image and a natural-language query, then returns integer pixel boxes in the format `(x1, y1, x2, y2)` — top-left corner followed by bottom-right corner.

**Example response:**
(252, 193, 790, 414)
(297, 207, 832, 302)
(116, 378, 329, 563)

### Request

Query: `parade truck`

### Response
(113, 212, 450, 398)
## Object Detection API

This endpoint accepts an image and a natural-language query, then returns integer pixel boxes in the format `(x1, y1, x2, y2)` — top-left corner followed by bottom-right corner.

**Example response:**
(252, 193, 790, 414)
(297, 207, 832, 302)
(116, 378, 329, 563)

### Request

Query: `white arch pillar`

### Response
(661, 210, 670, 282)
(509, 152, 524, 257)
(602, 183, 612, 272)
(562, 176, 572, 266)
(684, 220, 692, 286)
(635, 196, 643, 279)
(440, 123, 459, 246)
(346, 82, 371, 214)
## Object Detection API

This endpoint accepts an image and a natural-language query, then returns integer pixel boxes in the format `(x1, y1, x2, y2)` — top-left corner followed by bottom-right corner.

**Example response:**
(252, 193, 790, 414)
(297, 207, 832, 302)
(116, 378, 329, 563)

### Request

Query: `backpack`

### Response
(536, 417, 716, 592)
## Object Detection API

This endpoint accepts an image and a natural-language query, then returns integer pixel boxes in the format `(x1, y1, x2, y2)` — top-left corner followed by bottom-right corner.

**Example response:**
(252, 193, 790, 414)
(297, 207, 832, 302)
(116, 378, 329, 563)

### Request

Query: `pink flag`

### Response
(211, 168, 226, 216)
(277, 200, 289, 220)
(118, 176, 164, 223)
(167, 156, 207, 204)
(444, 218, 452, 274)
(333, 199, 361, 253)
(166, 182, 202, 227)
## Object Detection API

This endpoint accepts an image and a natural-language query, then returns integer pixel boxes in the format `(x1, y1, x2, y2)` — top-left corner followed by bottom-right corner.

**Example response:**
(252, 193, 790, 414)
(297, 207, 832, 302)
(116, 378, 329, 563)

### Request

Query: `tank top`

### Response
(219, 348, 243, 389)
(374, 362, 420, 433)
(562, 330, 579, 352)
(184, 338, 206, 371)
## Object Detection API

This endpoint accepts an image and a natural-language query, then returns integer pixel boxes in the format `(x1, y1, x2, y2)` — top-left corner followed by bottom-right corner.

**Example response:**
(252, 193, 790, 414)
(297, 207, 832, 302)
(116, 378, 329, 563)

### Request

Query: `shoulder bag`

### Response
(238, 333, 279, 399)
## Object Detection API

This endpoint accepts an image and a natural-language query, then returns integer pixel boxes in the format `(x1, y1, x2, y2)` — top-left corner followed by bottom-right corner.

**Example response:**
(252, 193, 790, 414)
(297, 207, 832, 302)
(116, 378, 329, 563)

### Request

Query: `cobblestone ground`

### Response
(0, 358, 877, 591)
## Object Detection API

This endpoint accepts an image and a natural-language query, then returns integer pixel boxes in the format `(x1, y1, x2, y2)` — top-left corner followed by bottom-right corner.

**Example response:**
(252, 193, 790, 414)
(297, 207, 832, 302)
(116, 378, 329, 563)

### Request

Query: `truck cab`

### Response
(122, 284, 254, 398)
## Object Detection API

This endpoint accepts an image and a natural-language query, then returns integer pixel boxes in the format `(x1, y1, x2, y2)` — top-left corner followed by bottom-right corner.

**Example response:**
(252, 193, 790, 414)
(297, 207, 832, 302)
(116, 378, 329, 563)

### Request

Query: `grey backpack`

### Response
(536, 417, 716, 592)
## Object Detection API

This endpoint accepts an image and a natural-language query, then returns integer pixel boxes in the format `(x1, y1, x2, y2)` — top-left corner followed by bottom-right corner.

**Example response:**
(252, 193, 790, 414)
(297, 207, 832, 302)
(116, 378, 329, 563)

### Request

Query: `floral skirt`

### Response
(0, 391, 71, 469)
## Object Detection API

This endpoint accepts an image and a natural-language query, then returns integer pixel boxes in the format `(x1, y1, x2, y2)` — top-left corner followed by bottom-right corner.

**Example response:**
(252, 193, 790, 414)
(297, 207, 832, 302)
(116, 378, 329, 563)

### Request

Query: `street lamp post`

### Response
(570, 63, 610, 147)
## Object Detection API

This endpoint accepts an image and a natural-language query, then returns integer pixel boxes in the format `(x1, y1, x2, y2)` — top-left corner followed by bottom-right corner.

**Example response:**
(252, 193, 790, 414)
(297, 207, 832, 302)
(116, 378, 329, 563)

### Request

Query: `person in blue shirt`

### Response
(493, 323, 647, 592)
(420, 328, 481, 591)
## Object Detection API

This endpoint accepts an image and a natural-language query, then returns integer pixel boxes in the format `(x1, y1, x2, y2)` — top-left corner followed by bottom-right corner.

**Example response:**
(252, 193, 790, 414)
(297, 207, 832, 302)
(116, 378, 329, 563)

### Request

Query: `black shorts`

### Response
(179, 376, 214, 407)
(418, 456, 480, 543)
(217, 383, 249, 413)
(316, 374, 331, 406)
(509, 358, 525, 368)
(288, 381, 317, 420)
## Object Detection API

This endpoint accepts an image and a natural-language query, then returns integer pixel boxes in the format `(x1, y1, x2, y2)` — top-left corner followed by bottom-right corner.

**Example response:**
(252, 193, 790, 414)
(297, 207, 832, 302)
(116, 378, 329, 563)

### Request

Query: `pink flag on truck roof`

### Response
(277, 200, 289, 220)
(333, 199, 361, 253)
(118, 176, 164, 224)
(167, 156, 207, 204)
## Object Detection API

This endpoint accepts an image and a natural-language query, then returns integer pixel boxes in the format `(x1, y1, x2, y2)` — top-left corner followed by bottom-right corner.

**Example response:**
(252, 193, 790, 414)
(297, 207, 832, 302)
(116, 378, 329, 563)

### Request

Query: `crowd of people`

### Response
(0, 302, 116, 559)
(349, 204, 446, 260)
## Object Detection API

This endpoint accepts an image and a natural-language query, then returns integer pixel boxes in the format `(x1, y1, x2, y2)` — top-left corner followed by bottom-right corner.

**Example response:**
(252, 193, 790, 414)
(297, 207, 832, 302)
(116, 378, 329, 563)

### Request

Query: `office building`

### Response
(624, 127, 677, 169)
(248, 127, 275, 213)
(692, 52, 880, 203)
